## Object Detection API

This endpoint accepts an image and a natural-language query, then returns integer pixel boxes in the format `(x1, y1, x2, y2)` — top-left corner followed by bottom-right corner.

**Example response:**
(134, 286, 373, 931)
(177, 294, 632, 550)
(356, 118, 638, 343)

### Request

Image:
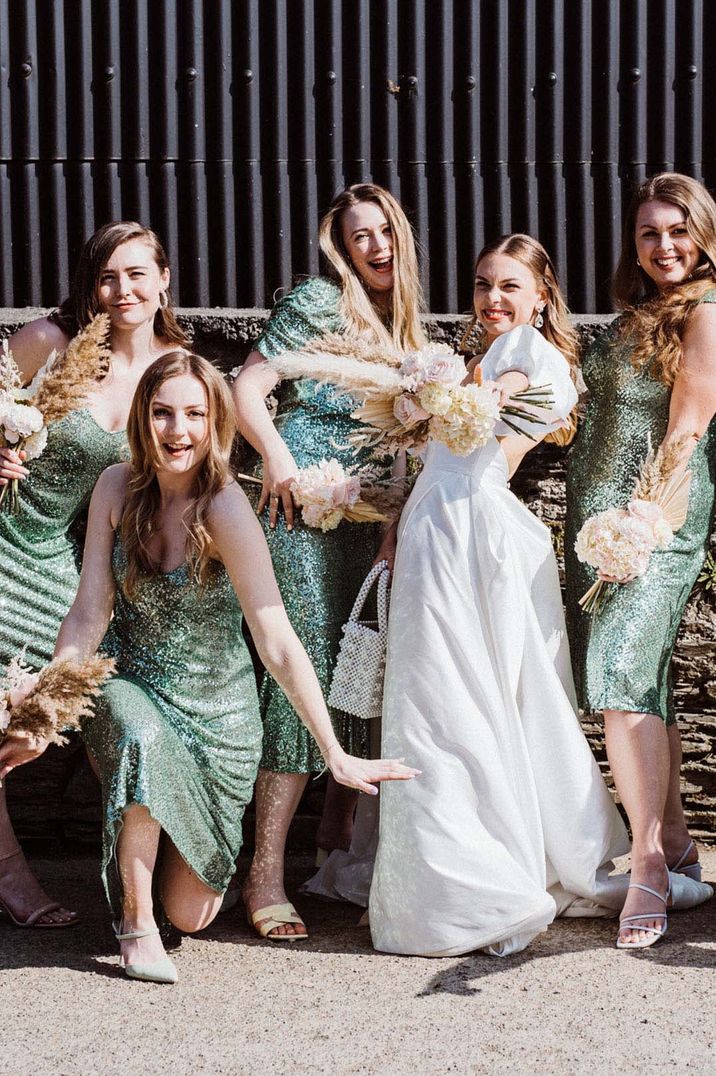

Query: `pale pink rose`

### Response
(422, 355, 462, 387)
(393, 393, 429, 428)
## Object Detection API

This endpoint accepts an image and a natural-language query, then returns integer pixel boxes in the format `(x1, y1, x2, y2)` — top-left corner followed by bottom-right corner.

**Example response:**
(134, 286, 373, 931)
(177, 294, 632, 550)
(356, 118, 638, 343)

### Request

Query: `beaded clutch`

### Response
(328, 561, 390, 721)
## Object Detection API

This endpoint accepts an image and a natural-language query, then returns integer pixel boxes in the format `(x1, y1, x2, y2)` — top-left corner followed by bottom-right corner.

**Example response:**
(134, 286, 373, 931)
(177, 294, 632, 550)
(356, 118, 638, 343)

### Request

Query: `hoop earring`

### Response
(159, 290, 168, 310)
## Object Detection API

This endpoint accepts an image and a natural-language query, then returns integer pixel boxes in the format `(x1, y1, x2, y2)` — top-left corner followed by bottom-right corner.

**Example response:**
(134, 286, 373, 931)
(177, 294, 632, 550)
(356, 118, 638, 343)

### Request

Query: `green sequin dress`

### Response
(249, 276, 386, 772)
(0, 408, 126, 671)
(565, 292, 716, 724)
(83, 537, 263, 915)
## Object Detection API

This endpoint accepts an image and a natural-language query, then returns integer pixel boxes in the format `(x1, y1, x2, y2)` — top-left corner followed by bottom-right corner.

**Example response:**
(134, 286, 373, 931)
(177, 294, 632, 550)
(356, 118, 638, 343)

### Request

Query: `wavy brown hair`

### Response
(460, 233, 580, 445)
(612, 173, 716, 385)
(319, 183, 426, 355)
(121, 352, 236, 597)
(55, 221, 187, 345)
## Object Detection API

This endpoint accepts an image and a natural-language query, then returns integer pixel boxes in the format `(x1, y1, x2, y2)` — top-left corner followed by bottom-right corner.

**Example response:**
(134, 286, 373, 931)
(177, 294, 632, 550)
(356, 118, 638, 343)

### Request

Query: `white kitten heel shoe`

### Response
(112, 920, 178, 984)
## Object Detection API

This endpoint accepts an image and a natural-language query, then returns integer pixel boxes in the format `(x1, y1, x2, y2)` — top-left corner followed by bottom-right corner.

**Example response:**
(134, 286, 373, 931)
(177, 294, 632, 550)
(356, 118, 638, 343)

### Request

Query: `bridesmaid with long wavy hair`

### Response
(233, 183, 426, 939)
(0, 352, 417, 983)
(565, 173, 716, 949)
(0, 222, 187, 929)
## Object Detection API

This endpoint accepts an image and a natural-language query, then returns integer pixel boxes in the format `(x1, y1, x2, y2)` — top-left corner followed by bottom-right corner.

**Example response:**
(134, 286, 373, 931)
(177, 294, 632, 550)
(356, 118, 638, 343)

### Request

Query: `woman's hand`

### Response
(494, 370, 529, 407)
(323, 743, 420, 796)
(373, 520, 399, 573)
(0, 447, 29, 487)
(0, 733, 51, 781)
(257, 447, 299, 530)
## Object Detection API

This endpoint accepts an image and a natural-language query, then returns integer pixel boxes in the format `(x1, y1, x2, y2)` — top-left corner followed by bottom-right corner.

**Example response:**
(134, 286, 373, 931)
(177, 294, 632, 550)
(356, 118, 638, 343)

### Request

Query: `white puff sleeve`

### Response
(478, 324, 578, 437)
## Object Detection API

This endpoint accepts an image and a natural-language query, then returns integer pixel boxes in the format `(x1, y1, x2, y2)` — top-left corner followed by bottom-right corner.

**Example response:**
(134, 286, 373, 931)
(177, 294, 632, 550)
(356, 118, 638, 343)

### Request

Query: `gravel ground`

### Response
(1, 848, 715, 1076)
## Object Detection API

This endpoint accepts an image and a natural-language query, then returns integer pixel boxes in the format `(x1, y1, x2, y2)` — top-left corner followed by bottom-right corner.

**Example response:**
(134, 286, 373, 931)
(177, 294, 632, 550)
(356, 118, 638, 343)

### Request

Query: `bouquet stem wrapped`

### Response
(575, 435, 692, 615)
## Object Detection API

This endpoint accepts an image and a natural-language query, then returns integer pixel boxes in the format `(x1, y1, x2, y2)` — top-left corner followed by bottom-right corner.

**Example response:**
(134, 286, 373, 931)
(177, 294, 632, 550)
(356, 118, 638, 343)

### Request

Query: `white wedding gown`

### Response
(304, 327, 633, 953)
(367, 327, 632, 957)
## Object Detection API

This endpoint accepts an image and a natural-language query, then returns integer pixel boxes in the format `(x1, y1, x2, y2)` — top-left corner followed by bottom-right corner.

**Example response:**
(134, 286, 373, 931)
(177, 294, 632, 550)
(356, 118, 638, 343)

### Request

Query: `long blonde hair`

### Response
(613, 173, 716, 385)
(121, 352, 236, 597)
(318, 183, 426, 353)
(461, 234, 580, 446)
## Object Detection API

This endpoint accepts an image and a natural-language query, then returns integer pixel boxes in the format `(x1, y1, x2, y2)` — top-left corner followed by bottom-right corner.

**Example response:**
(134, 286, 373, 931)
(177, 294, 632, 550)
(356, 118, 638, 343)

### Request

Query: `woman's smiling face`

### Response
(634, 199, 702, 290)
(473, 252, 546, 340)
(151, 374, 209, 475)
(341, 201, 395, 294)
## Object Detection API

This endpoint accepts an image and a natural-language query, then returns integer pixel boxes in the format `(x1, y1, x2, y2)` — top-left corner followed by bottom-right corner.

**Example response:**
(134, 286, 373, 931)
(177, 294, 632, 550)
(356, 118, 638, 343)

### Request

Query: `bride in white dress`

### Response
(307, 233, 713, 955)
(368, 234, 635, 958)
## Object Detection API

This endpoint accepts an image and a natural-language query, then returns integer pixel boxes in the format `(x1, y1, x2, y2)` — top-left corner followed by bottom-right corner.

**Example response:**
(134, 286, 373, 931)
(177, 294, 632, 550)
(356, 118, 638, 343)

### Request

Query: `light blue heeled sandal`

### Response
(668, 840, 702, 882)
(112, 921, 178, 984)
(616, 880, 669, 951)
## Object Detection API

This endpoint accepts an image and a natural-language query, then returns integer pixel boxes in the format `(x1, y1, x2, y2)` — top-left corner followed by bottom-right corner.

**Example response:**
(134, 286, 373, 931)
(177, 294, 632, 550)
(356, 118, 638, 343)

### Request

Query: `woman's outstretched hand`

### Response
(323, 743, 420, 795)
(0, 447, 29, 486)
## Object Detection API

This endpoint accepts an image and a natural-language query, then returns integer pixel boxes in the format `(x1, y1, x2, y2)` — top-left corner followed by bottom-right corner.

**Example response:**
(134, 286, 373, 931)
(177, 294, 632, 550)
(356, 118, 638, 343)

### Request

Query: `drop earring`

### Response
(534, 309, 545, 329)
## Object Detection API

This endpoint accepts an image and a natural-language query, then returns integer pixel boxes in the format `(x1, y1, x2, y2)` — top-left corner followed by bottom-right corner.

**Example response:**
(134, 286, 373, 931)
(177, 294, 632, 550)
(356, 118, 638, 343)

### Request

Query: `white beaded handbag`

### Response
(328, 560, 390, 720)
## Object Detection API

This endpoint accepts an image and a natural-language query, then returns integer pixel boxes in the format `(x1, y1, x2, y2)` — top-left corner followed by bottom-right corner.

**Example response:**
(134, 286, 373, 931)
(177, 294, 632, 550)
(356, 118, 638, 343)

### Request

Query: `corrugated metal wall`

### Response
(1, 0, 714, 314)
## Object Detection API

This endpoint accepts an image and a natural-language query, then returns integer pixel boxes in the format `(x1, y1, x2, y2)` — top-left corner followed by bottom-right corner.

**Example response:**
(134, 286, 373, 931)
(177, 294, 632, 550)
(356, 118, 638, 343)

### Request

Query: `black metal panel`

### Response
(1, 1, 716, 312)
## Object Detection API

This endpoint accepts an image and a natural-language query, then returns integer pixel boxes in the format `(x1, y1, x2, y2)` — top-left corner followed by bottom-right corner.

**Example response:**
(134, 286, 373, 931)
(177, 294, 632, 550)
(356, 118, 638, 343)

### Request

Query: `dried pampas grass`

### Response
(633, 432, 692, 531)
(8, 655, 116, 746)
(268, 346, 404, 396)
(33, 313, 111, 425)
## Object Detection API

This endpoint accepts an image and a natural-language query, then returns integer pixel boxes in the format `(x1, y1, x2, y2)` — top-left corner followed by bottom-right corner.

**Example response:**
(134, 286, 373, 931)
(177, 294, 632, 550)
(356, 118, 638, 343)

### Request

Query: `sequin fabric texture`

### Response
(0, 408, 126, 670)
(248, 276, 387, 772)
(565, 293, 716, 724)
(84, 538, 263, 916)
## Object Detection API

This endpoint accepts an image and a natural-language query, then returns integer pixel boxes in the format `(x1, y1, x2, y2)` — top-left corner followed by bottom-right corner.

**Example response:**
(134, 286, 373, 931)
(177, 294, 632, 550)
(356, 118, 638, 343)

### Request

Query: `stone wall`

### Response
(2, 309, 714, 844)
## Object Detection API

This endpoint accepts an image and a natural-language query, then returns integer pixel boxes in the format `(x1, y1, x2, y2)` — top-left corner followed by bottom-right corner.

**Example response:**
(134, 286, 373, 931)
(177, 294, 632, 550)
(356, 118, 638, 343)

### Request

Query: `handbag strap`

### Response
(376, 566, 389, 639)
(347, 559, 389, 624)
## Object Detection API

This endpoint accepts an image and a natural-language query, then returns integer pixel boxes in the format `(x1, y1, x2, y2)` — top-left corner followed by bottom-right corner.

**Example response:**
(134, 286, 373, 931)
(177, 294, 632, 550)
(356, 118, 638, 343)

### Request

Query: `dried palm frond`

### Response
(268, 346, 404, 395)
(633, 432, 692, 530)
(33, 314, 112, 425)
(8, 655, 116, 746)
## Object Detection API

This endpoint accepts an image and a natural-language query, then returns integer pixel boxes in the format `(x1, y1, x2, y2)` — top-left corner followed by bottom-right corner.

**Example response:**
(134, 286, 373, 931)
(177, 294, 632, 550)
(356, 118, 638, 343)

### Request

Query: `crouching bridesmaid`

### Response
(2, 352, 418, 983)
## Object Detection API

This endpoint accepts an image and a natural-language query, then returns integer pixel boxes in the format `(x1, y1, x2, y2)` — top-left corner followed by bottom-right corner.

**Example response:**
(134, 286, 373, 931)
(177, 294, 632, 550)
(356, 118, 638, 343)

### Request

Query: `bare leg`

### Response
(115, 804, 168, 967)
(315, 775, 358, 854)
(604, 710, 670, 944)
(159, 841, 223, 933)
(242, 769, 309, 937)
(0, 782, 77, 926)
(661, 724, 699, 870)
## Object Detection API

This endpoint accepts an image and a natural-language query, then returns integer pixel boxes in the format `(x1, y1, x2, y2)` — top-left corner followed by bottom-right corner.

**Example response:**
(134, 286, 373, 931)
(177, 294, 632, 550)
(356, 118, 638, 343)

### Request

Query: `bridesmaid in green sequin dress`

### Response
(0, 222, 188, 929)
(21, 353, 416, 983)
(233, 184, 426, 938)
(565, 174, 716, 948)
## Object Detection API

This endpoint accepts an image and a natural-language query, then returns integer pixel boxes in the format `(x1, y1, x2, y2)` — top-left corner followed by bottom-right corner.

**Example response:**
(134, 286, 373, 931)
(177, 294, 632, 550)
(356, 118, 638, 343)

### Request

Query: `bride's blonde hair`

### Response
(613, 173, 716, 385)
(460, 234, 580, 446)
(319, 183, 427, 353)
(121, 352, 235, 597)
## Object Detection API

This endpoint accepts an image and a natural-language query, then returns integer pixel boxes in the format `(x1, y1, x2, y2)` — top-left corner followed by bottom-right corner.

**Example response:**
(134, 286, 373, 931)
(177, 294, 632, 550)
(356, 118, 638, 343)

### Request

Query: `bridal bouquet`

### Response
(267, 337, 553, 459)
(575, 436, 691, 615)
(0, 651, 115, 780)
(291, 458, 398, 531)
(0, 315, 111, 511)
